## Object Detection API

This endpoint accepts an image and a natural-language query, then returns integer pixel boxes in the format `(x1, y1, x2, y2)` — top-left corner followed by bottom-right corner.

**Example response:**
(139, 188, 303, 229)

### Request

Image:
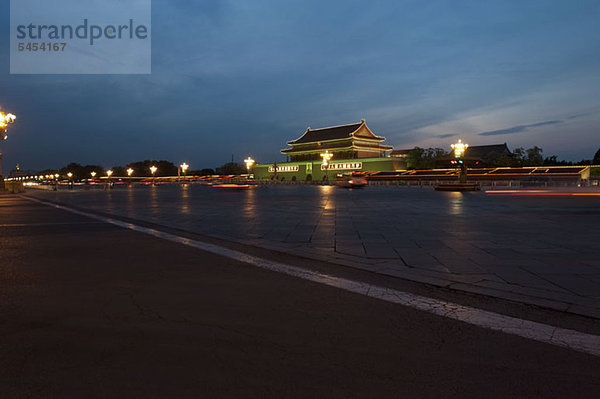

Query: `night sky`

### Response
(1, 0, 599, 171)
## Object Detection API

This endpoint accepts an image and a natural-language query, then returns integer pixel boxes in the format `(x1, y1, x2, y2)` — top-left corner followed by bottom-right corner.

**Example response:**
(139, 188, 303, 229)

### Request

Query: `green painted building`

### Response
(254, 120, 406, 181)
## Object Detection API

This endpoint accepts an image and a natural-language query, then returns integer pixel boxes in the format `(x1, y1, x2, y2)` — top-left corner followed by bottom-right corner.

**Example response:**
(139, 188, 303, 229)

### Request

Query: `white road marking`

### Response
(24, 195, 600, 357)
(0, 222, 104, 227)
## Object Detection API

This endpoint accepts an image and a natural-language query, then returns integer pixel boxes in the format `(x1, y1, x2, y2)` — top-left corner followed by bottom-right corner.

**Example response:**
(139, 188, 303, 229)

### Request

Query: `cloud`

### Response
(566, 111, 595, 120)
(433, 133, 456, 138)
(478, 120, 562, 136)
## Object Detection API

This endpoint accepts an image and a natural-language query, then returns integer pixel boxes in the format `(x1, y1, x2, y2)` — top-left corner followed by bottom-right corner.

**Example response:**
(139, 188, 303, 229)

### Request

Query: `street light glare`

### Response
(320, 151, 333, 166)
(150, 166, 158, 175)
(451, 139, 468, 159)
(0, 112, 16, 129)
(180, 163, 189, 173)
(244, 157, 255, 170)
(127, 168, 134, 176)
(0, 110, 17, 178)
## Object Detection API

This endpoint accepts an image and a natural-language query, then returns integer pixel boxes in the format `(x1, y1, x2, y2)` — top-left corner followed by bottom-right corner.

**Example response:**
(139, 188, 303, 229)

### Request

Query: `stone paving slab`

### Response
(27, 185, 600, 319)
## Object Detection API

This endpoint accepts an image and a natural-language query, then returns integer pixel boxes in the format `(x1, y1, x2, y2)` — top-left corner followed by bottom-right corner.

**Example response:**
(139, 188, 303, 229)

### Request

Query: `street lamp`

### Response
(180, 163, 189, 174)
(179, 162, 189, 182)
(90, 171, 97, 179)
(0, 111, 17, 180)
(244, 157, 255, 171)
(244, 157, 255, 179)
(105, 169, 113, 190)
(67, 172, 73, 178)
(149, 165, 158, 186)
(451, 139, 468, 159)
(126, 168, 134, 186)
(67, 172, 73, 189)
(320, 151, 333, 183)
(451, 139, 468, 183)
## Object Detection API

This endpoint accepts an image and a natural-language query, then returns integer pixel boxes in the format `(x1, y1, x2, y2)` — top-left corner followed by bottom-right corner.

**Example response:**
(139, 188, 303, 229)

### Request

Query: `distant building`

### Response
(281, 119, 392, 162)
(464, 143, 512, 159)
(255, 119, 404, 181)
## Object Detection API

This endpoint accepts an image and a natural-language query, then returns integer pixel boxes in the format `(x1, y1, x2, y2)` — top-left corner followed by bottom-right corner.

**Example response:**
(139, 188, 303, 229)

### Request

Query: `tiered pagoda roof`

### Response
(281, 119, 392, 157)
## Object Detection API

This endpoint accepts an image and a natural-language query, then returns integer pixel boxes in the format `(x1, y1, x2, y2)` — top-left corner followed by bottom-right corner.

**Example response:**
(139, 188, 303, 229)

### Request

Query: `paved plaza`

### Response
(2, 194, 600, 397)
(27, 185, 600, 319)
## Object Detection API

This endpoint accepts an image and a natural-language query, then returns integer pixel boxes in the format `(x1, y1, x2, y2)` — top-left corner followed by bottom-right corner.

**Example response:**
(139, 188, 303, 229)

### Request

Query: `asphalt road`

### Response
(1, 194, 599, 398)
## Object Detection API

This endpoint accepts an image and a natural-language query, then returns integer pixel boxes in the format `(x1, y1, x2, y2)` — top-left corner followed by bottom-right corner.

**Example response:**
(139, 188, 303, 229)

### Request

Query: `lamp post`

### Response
(67, 172, 73, 189)
(106, 170, 113, 190)
(126, 168, 134, 186)
(179, 162, 189, 182)
(0, 111, 17, 184)
(320, 151, 333, 183)
(451, 139, 469, 183)
(244, 157, 255, 179)
(150, 165, 157, 185)
(90, 171, 97, 181)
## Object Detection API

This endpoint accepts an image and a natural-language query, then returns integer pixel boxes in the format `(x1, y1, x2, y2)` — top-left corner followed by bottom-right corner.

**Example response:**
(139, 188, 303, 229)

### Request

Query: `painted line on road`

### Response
(24, 195, 600, 357)
(0, 222, 105, 227)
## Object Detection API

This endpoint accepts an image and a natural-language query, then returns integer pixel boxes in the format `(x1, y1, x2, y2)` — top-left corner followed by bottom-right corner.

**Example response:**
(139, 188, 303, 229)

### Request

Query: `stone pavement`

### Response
(27, 185, 600, 318)
(4, 194, 600, 397)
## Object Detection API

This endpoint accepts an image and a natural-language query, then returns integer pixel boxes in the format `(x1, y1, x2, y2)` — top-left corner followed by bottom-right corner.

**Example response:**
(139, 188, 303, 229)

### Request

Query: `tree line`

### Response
(37, 160, 249, 179)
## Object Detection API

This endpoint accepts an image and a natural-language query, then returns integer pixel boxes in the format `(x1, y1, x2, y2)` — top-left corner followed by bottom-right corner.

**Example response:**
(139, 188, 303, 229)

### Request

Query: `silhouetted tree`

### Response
(111, 166, 127, 177)
(190, 168, 215, 176)
(126, 160, 178, 177)
(512, 147, 525, 166)
(216, 162, 246, 175)
(526, 146, 544, 166)
(58, 163, 103, 180)
(406, 147, 447, 169)
(593, 148, 600, 165)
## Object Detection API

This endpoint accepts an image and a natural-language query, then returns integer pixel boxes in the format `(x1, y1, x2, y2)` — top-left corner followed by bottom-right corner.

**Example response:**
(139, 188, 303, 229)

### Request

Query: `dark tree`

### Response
(406, 147, 447, 169)
(126, 160, 178, 177)
(593, 148, 600, 165)
(512, 148, 525, 166)
(111, 166, 127, 177)
(526, 146, 544, 166)
(217, 162, 246, 175)
(57, 163, 103, 180)
(190, 168, 216, 176)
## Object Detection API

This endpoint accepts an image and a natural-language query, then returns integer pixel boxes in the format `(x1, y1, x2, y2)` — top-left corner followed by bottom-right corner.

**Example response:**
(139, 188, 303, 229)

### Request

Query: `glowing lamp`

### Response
(451, 139, 468, 159)
(320, 151, 333, 166)
(244, 157, 255, 171)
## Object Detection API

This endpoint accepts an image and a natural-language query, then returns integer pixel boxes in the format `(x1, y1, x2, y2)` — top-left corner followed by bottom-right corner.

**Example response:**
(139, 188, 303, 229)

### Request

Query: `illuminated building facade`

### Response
(254, 120, 404, 181)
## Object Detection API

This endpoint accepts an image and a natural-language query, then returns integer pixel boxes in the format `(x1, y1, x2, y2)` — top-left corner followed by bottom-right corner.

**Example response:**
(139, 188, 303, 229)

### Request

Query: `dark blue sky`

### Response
(1, 0, 599, 171)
